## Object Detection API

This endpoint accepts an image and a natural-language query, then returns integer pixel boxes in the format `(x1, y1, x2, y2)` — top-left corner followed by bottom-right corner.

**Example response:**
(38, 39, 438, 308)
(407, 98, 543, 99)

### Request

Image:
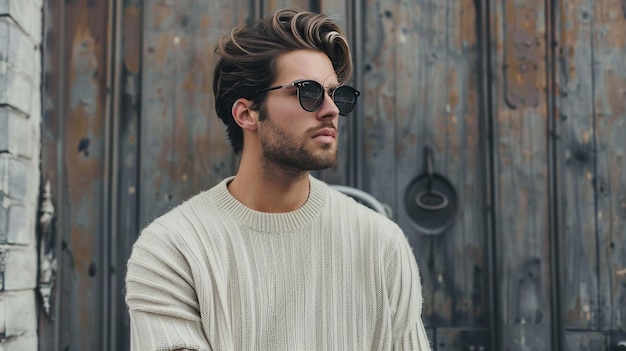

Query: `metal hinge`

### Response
(38, 180, 57, 319)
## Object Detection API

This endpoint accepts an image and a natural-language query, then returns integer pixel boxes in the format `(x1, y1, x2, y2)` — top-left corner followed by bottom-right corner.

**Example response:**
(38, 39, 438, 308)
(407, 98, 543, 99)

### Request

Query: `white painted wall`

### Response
(0, 0, 43, 349)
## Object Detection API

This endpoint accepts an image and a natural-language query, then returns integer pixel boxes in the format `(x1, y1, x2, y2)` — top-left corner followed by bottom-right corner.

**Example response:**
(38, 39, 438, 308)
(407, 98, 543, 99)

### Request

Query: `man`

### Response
(125, 8, 431, 351)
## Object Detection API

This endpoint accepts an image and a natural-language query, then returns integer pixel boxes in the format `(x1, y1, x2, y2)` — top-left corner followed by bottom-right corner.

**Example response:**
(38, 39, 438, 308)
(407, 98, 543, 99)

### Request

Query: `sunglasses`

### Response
(256, 80, 360, 116)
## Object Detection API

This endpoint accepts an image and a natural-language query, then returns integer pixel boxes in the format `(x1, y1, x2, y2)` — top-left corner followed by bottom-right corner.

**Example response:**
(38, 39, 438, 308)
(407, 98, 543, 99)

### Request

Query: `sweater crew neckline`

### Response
(210, 175, 327, 233)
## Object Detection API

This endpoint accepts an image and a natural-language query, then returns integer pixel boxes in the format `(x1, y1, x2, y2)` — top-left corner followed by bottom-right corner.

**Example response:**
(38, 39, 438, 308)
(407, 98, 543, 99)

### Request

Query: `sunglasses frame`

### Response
(256, 79, 360, 116)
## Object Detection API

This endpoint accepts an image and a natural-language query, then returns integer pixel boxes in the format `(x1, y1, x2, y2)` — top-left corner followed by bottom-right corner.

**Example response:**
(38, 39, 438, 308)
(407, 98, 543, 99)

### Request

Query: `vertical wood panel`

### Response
(557, 0, 626, 331)
(491, 0, 553, 349)
(362, 0, 397, 208)
(57, 0, 109, 350)
(589, 0, 626, 331)
(140, 0, 246, 225)
(111, 1, 142, 350)
(362, 0, 488, 335)
(557, 0, 601, 332)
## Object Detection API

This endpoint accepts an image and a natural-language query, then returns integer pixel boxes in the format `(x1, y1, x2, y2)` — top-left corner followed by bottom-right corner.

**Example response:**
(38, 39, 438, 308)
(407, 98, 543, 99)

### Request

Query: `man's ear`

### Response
(232, 98, 259, 131)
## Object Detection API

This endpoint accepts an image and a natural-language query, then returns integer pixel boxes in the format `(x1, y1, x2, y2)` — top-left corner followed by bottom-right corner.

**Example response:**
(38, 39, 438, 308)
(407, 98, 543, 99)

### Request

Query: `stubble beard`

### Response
(258, 110, 338, 176)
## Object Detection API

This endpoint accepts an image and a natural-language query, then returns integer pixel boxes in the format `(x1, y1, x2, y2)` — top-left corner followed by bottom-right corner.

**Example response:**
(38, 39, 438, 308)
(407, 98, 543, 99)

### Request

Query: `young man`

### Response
(125, 8, 431, 351)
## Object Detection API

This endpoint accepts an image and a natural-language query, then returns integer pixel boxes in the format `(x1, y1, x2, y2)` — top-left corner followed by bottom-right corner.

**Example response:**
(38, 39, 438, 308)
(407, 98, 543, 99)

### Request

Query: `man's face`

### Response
(258, 49, 341, 171)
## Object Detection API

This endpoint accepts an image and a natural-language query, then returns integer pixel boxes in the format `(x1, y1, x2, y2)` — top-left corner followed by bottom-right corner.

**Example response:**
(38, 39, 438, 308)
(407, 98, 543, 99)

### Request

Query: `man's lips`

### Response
(311, 128, 337, 143)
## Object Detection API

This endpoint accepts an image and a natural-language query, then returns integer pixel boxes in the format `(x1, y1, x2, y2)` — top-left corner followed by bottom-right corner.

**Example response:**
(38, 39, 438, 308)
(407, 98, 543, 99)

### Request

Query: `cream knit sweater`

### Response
(125, 176, 431, 351)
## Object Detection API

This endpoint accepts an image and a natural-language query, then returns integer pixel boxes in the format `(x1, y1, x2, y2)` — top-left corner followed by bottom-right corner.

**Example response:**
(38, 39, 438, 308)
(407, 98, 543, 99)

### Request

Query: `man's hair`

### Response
(213, 8, 354, 154)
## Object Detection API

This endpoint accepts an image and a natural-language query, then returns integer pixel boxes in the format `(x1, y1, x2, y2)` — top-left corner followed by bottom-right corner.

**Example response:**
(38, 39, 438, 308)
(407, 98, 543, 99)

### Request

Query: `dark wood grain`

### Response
(360, 0, 488, 332)
(589, 0, 626, 331)
(556, 0, 626, 332)
(556, 0, 601, 332)
(492, 0, 553, 349)
(140, 0, 245, 226)
(110, 1, 143, 350)
(56, 1, 111, 350)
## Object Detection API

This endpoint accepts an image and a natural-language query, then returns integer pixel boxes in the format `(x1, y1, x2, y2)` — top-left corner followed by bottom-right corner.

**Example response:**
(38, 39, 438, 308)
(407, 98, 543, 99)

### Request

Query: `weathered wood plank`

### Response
(590, 0, 626, 331)
(556, 1, 598, 329)
(360, 0, 487, 331)
(140, 0, 245, 225)
(361, 0, 397, 211)
(556, 0, 626, 331)
(111, 1, 143, 350)
(56, 1, 111, 350)
(491, 0, 553, 349)
(556, 0, 601, 332)
(362, 0, 486, 328)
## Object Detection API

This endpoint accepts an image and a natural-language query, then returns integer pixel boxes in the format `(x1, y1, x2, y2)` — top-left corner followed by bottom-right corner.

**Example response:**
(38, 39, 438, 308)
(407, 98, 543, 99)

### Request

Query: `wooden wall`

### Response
(40, 0, 111, 350)
(39, 0, 626, 350)
(359, 0, 489, 348)
(491, 0, 553, 349)
(556, 0, 626, 347)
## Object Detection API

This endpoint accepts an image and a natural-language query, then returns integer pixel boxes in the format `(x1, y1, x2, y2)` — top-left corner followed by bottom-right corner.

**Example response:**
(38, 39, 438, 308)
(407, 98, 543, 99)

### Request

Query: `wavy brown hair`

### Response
(213, 8, 353, 154)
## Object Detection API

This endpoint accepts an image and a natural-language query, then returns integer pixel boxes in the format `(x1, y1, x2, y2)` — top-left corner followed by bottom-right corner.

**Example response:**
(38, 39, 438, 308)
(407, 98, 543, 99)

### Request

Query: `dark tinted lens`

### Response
(297, 81, 324, 112)
(333, 86, 359, 115)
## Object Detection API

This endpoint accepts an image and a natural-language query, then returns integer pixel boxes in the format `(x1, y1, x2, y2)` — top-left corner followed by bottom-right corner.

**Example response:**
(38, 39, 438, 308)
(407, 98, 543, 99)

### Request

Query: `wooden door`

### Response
(358, 0, 490, 348)
(555, 0, 626, 348)
(39, 0, 626, 350)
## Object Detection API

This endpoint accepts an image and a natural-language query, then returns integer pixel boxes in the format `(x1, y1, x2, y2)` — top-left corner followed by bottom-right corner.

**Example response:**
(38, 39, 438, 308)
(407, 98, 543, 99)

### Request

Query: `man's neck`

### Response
(227, 161, 311, 213)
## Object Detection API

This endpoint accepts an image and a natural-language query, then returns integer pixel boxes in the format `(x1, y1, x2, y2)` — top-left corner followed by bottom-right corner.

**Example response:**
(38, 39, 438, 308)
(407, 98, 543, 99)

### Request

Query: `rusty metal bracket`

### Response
(504, 2, 541, 109)
(39, 180, 57, 319)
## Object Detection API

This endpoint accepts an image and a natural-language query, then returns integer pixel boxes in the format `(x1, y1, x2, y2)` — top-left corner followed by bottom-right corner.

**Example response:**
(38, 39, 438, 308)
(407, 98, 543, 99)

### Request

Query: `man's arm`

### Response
(126, 229, 211, 351)
(386, 227, 432, 351)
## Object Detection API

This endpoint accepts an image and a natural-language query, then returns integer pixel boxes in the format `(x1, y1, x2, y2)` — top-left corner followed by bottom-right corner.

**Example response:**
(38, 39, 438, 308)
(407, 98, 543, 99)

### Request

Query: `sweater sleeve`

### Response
(385, 227, 432, 351)
(125, 228, 212, 351)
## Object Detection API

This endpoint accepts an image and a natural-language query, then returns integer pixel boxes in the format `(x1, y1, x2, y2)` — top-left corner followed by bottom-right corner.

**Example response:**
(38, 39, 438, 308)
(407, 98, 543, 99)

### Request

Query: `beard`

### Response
(258, 107, 338, 172)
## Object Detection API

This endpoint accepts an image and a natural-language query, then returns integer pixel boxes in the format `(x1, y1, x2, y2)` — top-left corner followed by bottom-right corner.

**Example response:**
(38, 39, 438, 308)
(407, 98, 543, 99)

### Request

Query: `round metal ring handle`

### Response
(415, 190, 449, 211)
(415, 147, 450, 211)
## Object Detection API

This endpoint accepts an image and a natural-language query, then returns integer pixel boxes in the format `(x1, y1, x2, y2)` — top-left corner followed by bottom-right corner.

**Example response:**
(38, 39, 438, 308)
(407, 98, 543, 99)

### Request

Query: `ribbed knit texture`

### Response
(125, 176, 431, 351)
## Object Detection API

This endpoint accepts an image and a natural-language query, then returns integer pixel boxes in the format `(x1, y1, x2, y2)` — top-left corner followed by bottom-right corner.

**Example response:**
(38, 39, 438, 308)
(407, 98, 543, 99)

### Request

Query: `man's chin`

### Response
(307, 153, 338, 170)
(308, 161, 336, 171)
